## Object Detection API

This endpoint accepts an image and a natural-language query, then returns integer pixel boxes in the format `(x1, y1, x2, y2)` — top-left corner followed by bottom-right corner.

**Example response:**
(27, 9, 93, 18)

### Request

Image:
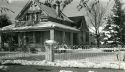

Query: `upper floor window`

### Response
(22, 10, 48, 22)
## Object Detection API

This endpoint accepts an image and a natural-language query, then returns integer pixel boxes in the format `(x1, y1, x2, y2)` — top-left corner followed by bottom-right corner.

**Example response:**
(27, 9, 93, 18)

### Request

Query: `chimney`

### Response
(55, 1, 61, 17)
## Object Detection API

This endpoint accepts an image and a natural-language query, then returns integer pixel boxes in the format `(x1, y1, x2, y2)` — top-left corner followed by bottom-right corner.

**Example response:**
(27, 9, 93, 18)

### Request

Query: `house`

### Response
(69, 16, 89, 45)
(0, 0, 89, 51)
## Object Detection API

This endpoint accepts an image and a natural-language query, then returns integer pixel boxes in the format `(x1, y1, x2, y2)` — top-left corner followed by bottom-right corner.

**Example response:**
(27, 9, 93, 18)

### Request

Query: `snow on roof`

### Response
(1, 21, 79, 32)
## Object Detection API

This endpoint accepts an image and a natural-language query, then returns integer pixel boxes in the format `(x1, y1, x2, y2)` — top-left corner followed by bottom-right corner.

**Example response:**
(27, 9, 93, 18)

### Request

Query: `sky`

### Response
(0, 0, 113, 20)
(0, 0, 118, 32)
(1, 0, 85, 19)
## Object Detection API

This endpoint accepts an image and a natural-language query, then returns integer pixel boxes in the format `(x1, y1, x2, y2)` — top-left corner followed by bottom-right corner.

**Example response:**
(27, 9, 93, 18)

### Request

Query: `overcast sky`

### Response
(0, 0, 115, 20)
(0, 0, 120, 32)
(0, 0, 85, 18)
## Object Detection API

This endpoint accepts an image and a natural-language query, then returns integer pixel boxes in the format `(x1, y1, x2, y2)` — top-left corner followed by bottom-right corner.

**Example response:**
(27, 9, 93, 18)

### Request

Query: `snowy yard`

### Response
(0, 65, 124, 72)
(0, 49, 116, 62)
(0, 50, 125, 72)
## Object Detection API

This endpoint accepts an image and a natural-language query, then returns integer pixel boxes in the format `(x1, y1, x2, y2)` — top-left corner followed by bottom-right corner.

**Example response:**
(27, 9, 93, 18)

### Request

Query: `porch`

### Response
(0, 21, 80, 52)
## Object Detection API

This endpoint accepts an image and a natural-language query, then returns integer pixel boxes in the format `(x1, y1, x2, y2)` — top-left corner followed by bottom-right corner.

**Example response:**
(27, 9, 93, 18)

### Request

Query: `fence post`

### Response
(44, 40, 57, 62)
(117, 50, 125, 61)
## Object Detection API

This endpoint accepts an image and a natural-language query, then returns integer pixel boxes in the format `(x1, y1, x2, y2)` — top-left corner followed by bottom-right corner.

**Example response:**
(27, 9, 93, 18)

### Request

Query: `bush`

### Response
(30, 48, 38, 53)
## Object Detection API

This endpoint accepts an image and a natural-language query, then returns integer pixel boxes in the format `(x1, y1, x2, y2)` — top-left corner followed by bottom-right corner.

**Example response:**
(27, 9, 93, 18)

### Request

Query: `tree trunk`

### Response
(96, 30, 100, 48)
(96, 35, 100, 48)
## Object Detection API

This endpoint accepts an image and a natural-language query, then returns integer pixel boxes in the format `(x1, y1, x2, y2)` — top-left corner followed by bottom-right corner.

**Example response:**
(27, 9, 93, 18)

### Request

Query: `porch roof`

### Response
(0, 21, 80, 32)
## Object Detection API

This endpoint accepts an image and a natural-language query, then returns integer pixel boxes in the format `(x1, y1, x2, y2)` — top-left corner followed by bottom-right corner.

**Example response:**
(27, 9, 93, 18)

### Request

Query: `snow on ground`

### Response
(1, 57, 125, 70)
(0, 49, 125, 70)
(0, 52, 45, 60)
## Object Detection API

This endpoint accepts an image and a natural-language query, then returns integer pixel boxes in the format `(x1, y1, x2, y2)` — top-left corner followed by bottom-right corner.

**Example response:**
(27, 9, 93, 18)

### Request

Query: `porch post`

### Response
(50, 29, 54, 40)
(62, 31, 65, 43)
(70, 32, 73, 45)
(18, 33, 21, 47)
(23, 33, 26, 46)
(45, 29, 55, 62)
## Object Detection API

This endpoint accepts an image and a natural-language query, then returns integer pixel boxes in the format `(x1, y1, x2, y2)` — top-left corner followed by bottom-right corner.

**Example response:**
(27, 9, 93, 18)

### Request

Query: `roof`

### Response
(0, 0, 85, 21)
(1, 21, 79, 32)
(69, 16, 86, 23)
(15, 0, 73, 23)
(69, 16, 88, 31)
(15, 0, 32, 20)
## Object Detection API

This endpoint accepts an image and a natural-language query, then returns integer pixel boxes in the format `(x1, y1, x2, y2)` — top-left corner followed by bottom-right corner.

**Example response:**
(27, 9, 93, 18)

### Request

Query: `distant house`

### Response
(69, 16, 89, 45)
(0, 0, 89, 50)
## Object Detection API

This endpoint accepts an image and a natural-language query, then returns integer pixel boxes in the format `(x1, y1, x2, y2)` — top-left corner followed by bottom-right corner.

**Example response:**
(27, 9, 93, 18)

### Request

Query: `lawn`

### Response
(2, 65, 125, 72)
(0, 51, 123, 72)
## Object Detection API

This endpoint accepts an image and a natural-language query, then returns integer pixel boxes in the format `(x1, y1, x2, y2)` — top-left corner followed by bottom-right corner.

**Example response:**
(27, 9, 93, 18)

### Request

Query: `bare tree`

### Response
(44, 0, 73, 11)
(0, 0, 14, 13)
(77, 0, 112, 47)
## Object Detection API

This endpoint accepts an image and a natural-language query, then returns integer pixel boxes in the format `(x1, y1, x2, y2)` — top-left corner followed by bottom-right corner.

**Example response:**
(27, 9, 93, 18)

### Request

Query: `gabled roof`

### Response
(15, 0, 32, 20)
(15, 0, 73, 23)
(69, 16, 85, 23)
(69, 16, 89, 31)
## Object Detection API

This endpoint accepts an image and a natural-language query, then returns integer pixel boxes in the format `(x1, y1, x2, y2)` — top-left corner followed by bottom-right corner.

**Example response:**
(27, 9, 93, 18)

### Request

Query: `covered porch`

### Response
(0, 22, 80, 51)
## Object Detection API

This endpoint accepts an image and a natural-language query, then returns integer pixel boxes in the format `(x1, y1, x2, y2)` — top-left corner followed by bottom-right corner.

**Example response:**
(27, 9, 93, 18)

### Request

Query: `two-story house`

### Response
(0, 0, 89, 51)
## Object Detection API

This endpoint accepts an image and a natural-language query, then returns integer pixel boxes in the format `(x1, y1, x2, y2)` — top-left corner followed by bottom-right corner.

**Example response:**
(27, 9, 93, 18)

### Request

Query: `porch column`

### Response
(18, 33, 21, 47)
(62, 31, 65, 43)
(50, 29, 54, 40)
(70, 32, 73, 45)
(23, 33, 26, 46)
